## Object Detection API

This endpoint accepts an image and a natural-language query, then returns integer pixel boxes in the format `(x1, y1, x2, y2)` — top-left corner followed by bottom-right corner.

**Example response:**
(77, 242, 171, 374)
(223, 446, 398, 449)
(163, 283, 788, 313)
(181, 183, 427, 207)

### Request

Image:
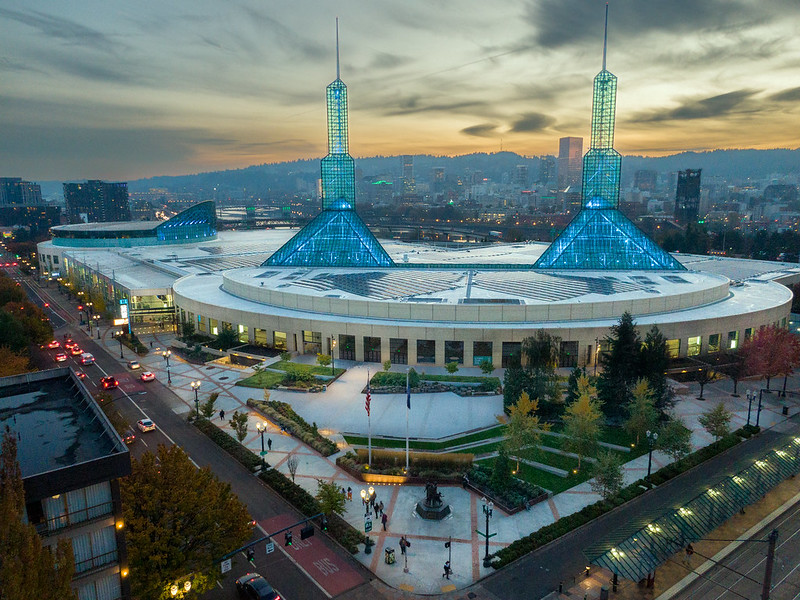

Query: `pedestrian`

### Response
(341, 487, 347, 500)
(381, 512, 388, 531)
(443, 560, 451, 579)
(378, 500, 384, 516)
(374, 502, 380, 519)
(399, 536, 407, 555)
(267, 437, 272, 451)
(683, 543, 694, 568)
(347, 486, 352, 501)
(219, 409, 225, 420)
(462, 472, 470, 488)
(149, 340, 153, 348)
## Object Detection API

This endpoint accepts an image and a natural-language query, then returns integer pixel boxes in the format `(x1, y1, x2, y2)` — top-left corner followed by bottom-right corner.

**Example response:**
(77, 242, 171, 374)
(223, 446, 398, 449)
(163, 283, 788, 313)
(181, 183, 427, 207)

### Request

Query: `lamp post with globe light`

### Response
(191, 381, 200, 418)
(163, 350, 172, 385)
(646, 430, 659, 480)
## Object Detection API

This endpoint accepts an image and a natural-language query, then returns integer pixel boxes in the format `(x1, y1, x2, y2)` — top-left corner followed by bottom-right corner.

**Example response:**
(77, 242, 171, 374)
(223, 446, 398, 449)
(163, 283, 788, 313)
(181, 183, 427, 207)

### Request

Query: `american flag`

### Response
(365, 372, 371, 417)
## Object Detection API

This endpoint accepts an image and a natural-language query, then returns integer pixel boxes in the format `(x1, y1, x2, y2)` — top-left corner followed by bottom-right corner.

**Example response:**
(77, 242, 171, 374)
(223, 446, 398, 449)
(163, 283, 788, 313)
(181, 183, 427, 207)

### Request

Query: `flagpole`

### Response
(405, 368, 410, 473)
(367, 370, 372, 467)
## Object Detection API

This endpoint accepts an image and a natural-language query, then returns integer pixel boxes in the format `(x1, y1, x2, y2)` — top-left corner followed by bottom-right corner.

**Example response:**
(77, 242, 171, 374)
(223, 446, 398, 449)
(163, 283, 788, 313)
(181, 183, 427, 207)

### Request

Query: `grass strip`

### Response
(343, 425, 505, 451)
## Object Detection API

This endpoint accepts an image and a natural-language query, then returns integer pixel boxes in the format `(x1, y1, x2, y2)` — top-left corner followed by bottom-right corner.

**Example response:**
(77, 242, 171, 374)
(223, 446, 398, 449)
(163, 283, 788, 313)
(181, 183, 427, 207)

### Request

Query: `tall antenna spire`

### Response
(335, 17, 340, 80)
(602, 3, 609, 71)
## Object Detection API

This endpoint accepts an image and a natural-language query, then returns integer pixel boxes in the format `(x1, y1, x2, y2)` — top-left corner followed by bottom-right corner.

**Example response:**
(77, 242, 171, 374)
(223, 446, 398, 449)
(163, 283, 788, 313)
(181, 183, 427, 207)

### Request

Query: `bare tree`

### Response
(287, 454, 299, 483)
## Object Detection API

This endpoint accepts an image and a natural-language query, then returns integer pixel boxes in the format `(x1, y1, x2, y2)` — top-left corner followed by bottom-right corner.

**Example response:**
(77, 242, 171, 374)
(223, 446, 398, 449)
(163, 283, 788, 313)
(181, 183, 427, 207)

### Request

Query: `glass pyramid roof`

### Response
(534, 209, 685, 270)
(262, 209, 394, 268)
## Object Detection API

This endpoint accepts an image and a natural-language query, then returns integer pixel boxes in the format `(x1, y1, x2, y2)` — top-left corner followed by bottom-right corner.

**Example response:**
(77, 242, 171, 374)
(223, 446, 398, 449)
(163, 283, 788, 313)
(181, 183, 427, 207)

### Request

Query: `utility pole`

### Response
(761, 529, 779, 600)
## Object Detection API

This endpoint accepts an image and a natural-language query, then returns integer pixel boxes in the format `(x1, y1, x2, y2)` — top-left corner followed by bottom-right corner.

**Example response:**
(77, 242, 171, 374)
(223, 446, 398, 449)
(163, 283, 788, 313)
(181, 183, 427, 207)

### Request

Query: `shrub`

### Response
(192, 418, 261, 470)
(246, 398, 338, 456)
(353, 448, 472, 474)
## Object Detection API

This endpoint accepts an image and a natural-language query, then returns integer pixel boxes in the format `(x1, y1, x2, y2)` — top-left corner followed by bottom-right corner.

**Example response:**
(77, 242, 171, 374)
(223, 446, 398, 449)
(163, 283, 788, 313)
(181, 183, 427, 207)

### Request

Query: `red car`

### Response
(100, 376, 118, 390)
(47, 340, 60, 349)
(54, 352, 68, 362)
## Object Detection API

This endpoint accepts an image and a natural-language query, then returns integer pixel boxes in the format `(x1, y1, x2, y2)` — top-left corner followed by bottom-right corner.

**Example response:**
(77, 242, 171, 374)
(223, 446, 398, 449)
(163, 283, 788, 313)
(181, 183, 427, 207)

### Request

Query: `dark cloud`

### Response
(0, 8, 118, 52)
(381, 95, 492, 117)
(510, 112, 556, 132)
(527, 0, 766, 49)
(628, 89, 759, 123)
(770, 86, 800, 103)
(368, 52, 411, 70)
(460, 123, 498, 137)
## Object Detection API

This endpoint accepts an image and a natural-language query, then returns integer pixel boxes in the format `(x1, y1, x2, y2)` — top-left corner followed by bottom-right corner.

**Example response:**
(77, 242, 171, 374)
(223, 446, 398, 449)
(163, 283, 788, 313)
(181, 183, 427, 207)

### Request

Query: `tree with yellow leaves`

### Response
(502, 391, 550, 473)
(625, 378, 658, 447)
(562, 376, 603, 471)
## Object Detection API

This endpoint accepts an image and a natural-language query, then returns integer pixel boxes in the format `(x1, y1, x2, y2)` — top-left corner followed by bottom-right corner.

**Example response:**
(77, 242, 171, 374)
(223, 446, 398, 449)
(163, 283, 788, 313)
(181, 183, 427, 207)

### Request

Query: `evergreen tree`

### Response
(565, 366, 588, 404)
(639, 326, 673, 410)
(598, 312, 642, 421)
(503, 365, 530, 411)
(491, 448, 513, 492)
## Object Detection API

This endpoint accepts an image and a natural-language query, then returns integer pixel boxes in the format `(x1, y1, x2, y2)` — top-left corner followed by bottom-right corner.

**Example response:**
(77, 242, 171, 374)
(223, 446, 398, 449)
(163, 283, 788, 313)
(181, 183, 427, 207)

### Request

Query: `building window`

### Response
(666, 339, 681, 358)
(559, 341, 578, 368)
(708, 333, 721, 353)
(273, 331, 286, 350)
(302, 330, 321, 354)
(38, 482, 112, 534)
(444, 341, 464, 365)
(238, 324, 248, 343)
(72, 525, 118, 575)
(198, 315, 206, 333)
(364, 336, 381, 363)
(417, 340, 436, 363)
(687, 336, 702, 357)
(77, 572, 122, 600)
(53, 255, 58, 265)
(745, 327, 753, 340)
(339, 334, 356, 360)
(728, 331, 739, 350)
(209, 318, 218, 336)
(473, 341, 492, 366)
(502, 342, 521, 368)
(390, 338, 408, 364)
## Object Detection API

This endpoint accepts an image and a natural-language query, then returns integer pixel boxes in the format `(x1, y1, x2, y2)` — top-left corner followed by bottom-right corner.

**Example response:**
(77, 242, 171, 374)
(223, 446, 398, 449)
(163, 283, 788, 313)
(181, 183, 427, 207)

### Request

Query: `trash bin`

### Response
(384, 547, 396, 564)
(783, 405, 789, 415)
(599, 586, 609, 600)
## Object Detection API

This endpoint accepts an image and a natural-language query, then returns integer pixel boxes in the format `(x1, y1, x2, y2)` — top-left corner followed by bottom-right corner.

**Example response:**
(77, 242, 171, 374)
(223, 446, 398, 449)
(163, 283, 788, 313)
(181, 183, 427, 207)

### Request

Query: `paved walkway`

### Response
(93, 328, 798, 596)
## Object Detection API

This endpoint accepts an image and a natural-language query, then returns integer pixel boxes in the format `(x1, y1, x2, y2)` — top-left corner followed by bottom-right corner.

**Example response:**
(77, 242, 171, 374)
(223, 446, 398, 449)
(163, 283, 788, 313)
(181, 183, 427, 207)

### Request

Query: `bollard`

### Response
(558, 581, 563, 593)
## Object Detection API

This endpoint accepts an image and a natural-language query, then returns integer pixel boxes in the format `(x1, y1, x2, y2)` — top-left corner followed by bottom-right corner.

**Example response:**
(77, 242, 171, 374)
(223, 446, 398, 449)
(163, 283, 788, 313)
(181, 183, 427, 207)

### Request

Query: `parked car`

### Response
(47, 340, 60, 349)
(127, 360, 140, 370)
(54, 352, 68, 362)
(80, 353, 95, 365)
(100, 376, 118, 390)
(137, 418, 156, 433)
(121, 429, 136, 445)
(235, 573, 281, 600)
(140, 371, 155, 382)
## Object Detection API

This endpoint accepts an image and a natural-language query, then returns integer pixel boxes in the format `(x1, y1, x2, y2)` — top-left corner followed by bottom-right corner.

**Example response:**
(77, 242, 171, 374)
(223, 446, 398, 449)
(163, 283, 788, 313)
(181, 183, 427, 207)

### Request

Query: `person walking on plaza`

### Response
(381, 512, 388, 531)
(347, 486, 352, 501)
(399, 536, 408, 555)
(443, 560, 451, 579)
(219, 409, 225, 420)
(683, 543, 694, 568)
(378, 500, 384, 516)
(267, 437, 272, 451)
(373, 502, 380, 519)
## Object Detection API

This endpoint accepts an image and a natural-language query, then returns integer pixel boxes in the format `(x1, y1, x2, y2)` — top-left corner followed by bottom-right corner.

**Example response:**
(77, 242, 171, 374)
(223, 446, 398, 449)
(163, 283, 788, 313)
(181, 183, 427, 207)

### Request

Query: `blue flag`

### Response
(406, 377, 411, 410)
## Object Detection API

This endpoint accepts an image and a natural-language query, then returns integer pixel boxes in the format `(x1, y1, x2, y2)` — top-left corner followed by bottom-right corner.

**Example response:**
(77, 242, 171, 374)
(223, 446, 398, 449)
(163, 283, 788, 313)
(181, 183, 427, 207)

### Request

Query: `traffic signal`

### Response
(246, 548, 255, 564)
(77, 305, 83, 310)
(284, 531, 293, 546)
(320, 516, 328, 531)
(300, 524, 314, 540)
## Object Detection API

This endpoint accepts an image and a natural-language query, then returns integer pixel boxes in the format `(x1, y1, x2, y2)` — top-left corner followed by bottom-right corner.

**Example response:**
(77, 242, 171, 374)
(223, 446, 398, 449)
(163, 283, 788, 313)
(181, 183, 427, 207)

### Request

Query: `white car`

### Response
(80, 353, 95, 365)
(128, 360, 141, 370)
(140, 371, 155, 382)
(137, 418, 156, 432)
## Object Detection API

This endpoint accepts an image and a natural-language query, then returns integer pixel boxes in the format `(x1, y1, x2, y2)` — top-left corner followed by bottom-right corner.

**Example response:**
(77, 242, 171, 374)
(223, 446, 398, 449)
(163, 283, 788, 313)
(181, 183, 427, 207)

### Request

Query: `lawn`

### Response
(418, 374, 502, 387)
(513, 461, 591, 495)
(343, 425, 505, 451)
(268, 360, 346, 377)
(235, 371, 284, 388)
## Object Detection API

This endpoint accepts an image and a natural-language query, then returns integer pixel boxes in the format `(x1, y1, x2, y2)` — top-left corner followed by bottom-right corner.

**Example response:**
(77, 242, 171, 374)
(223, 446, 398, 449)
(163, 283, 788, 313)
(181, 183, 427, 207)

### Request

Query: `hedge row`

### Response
(246, 399, 338, 456)
(492, 428, 754, 568)
(193, 418, 362, 553)
(354, 448, 473, 472)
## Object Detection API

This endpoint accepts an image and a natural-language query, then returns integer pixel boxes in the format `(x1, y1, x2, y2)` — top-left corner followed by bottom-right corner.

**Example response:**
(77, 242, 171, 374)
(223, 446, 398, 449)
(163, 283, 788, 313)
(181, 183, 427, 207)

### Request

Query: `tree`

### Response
(121, 445, 252, 599)
(215, 324, 239, 350)
(316, 479, 346, 516)
(479, 359, 495, 375)
(502, 392, 549, 472)
(639, 326, 673, 410)
(741, 325, 800, 391)
(698, 402, 732, 441)
(625, 379, 658, 447)
(445, 361, 459, 375)
(522, 331, 561, 371)
(316, 353, 331, 368)
(200, 392, 219, 419)
(491, 447, 513, 492)
(0, 431, 77, 600)
(286, 454, 300, 483)
(598, 312, 642, 420)
(656, 418, 693, 461)
(503, 364, 530, 410)
(565, 366, 588, 404)
(696, 367, 716, 400)
(589, 451, 624, 500)
(382, 360, 391, 372)
(0, 346, 32, 377)
(230, 410, 249, 442)
(724, 354, 747, 397)
(562, 376, 603, 470)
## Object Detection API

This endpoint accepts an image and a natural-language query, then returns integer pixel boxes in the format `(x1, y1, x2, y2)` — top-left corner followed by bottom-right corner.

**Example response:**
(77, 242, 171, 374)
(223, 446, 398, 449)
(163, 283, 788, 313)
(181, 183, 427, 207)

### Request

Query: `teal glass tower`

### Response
(535, 6, 684, 271)
(265, 20, 393, 268)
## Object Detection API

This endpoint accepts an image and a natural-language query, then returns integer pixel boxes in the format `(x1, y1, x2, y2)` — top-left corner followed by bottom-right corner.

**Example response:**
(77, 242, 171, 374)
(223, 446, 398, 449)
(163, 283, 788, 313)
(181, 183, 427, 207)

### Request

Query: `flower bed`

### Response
(246, 398, 338, 456)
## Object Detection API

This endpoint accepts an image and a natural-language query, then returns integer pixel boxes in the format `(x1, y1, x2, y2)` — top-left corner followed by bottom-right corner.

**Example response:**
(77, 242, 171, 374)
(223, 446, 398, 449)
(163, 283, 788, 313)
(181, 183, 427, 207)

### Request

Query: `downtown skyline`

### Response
(2, 0, 800, 181)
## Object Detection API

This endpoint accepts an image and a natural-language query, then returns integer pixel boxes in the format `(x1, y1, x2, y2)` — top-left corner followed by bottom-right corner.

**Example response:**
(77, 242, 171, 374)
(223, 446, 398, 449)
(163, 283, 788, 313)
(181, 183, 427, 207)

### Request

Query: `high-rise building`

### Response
(64, 180, 130, 223)
(401, 155, 415, 196)
(513, 165, 529, 187)
(557, 137, 583, 192)
(0, 177, 42, 205)
(538, 156, 556, 184)
(634, 170, 657, 192)
(674, 169, 702, 225)
(431, 167, 446, 197)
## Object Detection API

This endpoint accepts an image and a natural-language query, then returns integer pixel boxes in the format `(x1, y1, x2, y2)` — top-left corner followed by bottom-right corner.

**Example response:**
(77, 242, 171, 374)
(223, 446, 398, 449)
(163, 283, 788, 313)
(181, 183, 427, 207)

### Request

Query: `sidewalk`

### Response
(95, 328, 800, 596)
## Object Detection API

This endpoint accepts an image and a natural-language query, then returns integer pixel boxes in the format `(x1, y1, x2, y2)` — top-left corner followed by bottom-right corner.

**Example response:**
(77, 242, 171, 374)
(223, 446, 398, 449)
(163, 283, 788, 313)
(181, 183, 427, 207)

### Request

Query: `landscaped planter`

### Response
(464, 481, 549, 515)
(337, 460, 463, 486)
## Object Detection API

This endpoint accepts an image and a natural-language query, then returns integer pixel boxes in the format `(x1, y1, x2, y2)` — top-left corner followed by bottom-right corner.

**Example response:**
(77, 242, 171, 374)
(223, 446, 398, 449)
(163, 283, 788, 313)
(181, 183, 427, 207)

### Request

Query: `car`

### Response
(140, 371, 155, 382)
(47, 340, 60, 349)
(64, 340, 77, 350)
(121, 429, 136, 445)
(54, 352, 68, 362)
(100, 376, 118, 390)
(80, 353, 95, 365)
(137, 418, 156, 433)
(127, 360, 140, 370)
(235, 573, 281, 600)
(70, 346, 83, 356)
(75, 371, 87, 380)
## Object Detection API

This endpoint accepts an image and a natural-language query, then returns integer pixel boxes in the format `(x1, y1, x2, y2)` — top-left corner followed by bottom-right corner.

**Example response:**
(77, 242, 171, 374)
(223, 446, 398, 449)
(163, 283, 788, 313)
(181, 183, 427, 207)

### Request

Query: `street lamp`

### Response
(257, 422, 268, 469)
(481, 497, 494, 567)
(757, 389, 764, 427)
(360, 489, 367, 514)
(191, 381, 200, 417)
(746, 390, 753, 426)
(94, 314, 101, 338)
(331, 338, 337, 375)
(164, 350, 172, 385)
(115, 331, 124, 359)
(594, 337, 599, 376)
(646, 430, 659, 480)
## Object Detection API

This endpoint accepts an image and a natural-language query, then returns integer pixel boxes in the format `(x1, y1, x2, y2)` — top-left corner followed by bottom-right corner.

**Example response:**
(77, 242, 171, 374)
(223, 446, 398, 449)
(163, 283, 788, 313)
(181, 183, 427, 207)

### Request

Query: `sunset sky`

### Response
(2, 0, 799, 181)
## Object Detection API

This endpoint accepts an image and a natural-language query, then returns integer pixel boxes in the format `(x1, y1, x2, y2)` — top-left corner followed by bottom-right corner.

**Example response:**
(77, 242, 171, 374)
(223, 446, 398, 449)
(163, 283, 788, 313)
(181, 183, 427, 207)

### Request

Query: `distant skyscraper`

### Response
(538, 156, 555, 184)
(64, 180, 130, 223)
(513, 165, 529, 187)
(0, 177, 42, 205)
(634, 170, 657, 192)
(431, 167, 446, 197)
(675, 169, 702, 225)
(557, 137, 583, 192)
(401, 155, 415, 196)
